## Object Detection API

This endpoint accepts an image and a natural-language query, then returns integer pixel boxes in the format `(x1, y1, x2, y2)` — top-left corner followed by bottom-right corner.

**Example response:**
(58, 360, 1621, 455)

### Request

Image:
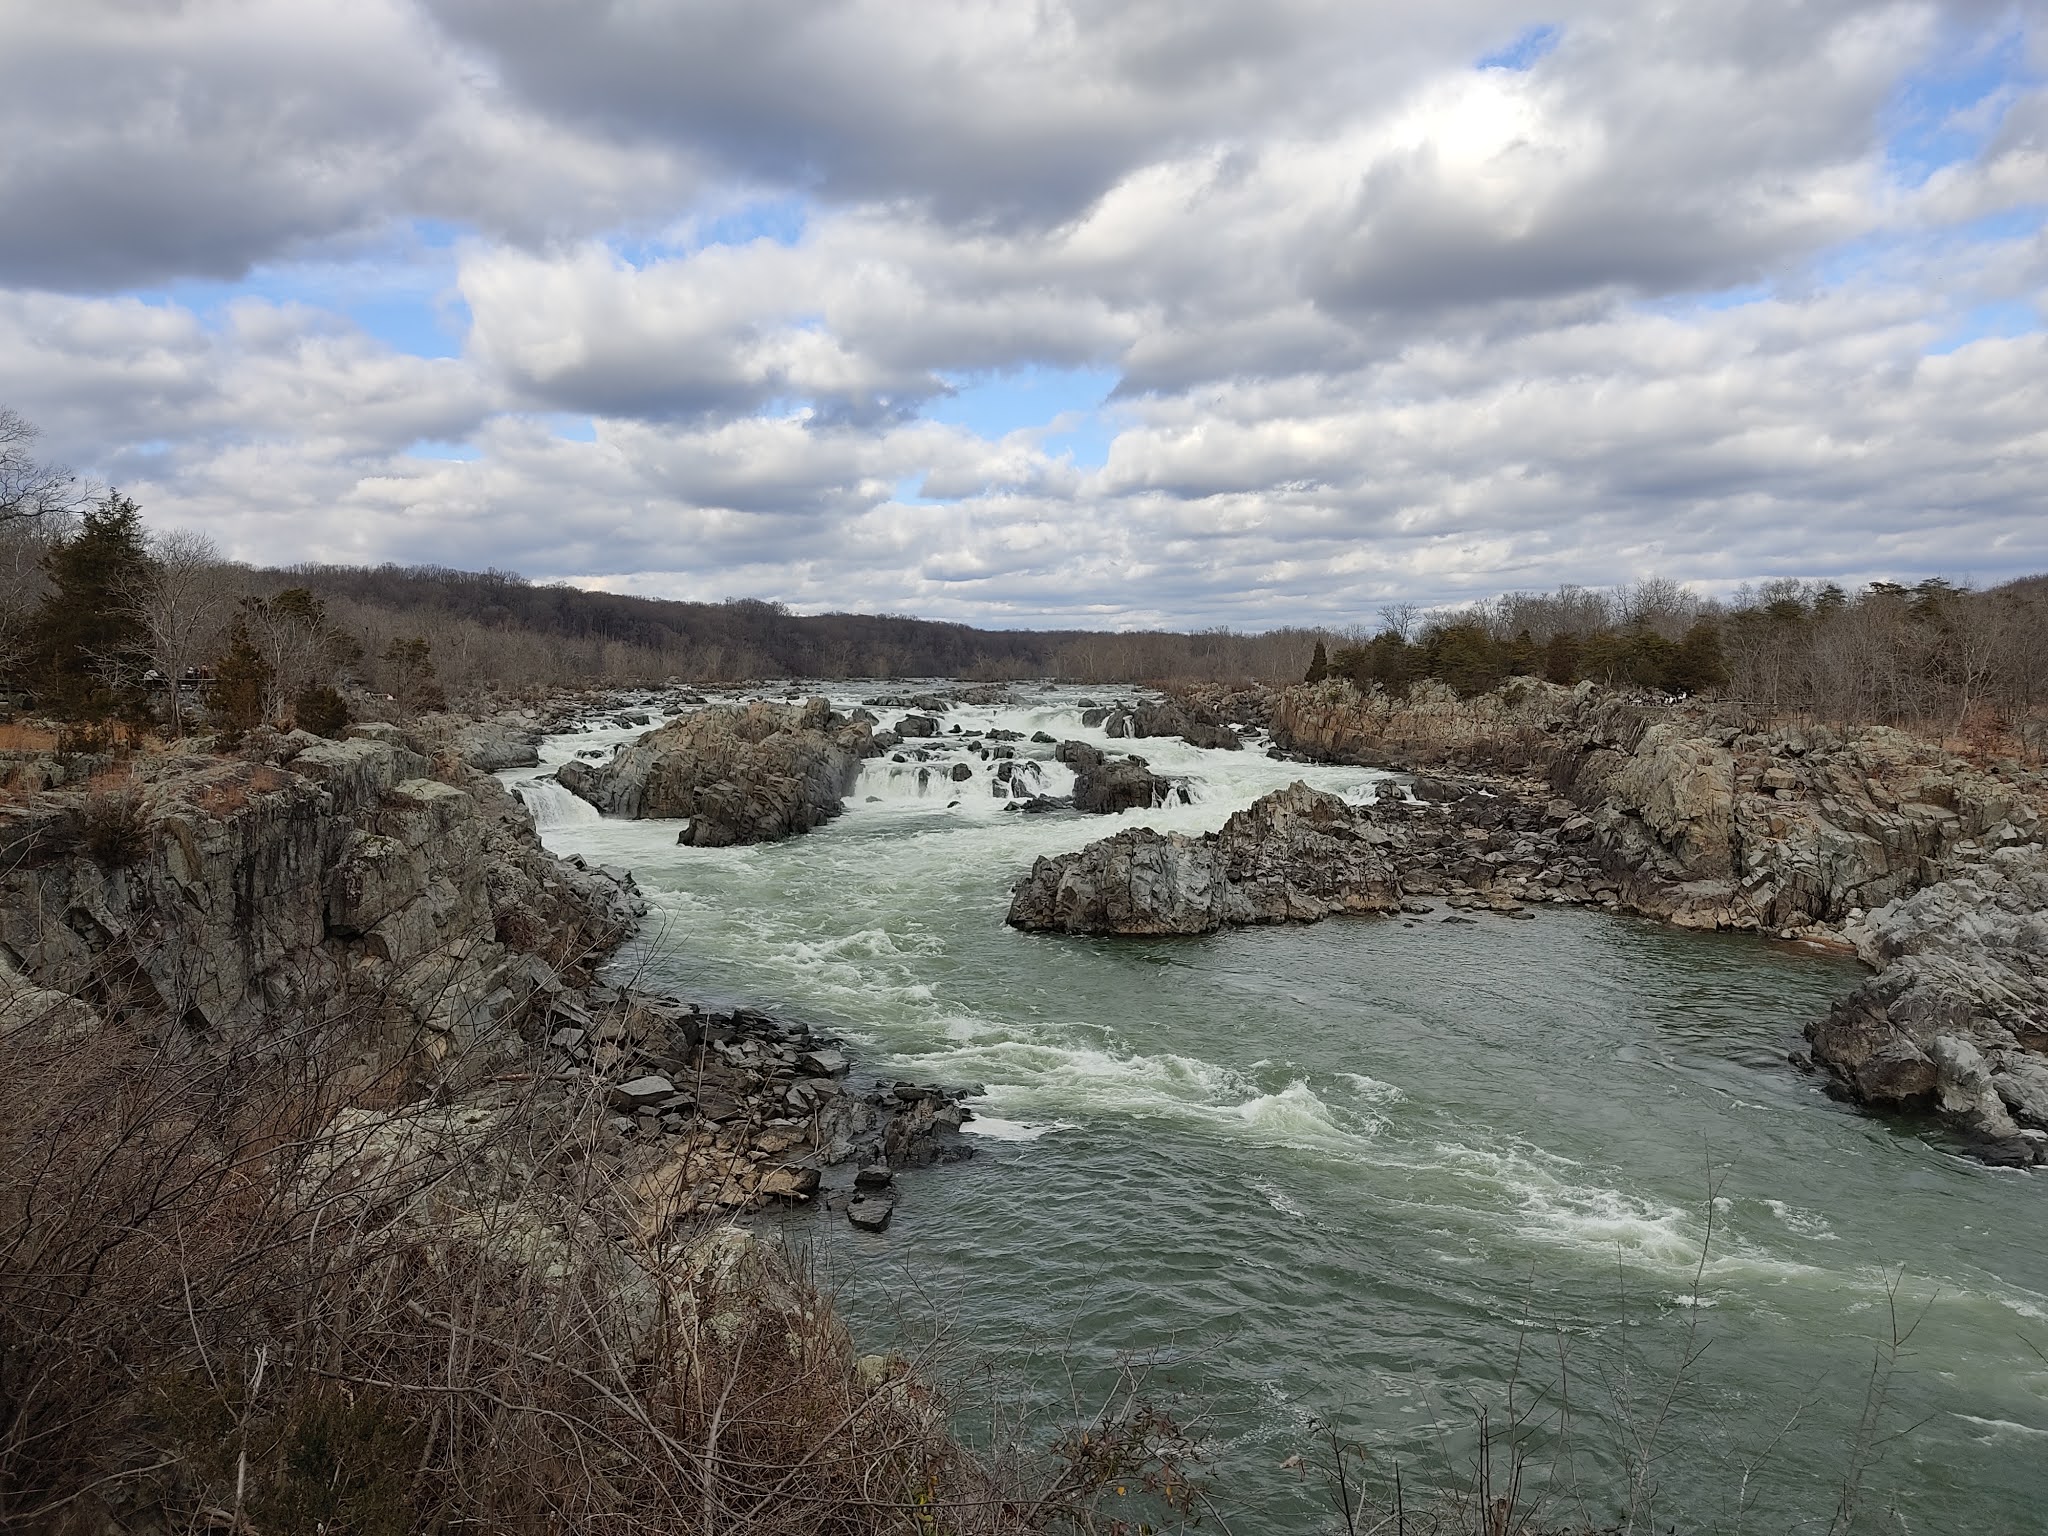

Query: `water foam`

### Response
(963, 1114, 1076, 1142)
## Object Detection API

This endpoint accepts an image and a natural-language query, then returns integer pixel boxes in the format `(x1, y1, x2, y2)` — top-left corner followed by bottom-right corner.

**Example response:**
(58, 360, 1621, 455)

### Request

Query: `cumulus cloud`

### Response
(0, 0, 2043, 625)
(0, 0, 698, 290)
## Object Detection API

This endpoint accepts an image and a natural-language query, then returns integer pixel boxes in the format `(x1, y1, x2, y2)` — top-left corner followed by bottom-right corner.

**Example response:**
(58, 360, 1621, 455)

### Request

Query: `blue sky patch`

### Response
(1927, 299, 2043, 355)
(407, 439, 480, 461)
(1478, 24, 1560, 72)
(1883, 27, 2034, 187)
(535, 413, 599, 443)
(891, 473, 941, 506)
(133, 218, 469, 357)
(924, 364, 1120, 465)
(693, 196, 809, 251)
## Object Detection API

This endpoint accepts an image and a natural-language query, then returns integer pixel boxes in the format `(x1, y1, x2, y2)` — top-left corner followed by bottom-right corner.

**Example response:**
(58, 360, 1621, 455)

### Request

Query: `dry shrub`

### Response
(77, 773, 149, 868)
(0, 724, 59, 753)
(0, 1000, 1196, 1535)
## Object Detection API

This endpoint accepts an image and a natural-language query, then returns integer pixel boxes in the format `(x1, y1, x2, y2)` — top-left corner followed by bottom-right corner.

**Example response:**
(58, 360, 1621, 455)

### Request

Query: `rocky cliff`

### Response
(1268, 679, 2043, 935)
(0, 728, 642, 1089)
(0, 718, 996, 1534)
(557, 696, 872, 845)
(0, 716, 978, 1214)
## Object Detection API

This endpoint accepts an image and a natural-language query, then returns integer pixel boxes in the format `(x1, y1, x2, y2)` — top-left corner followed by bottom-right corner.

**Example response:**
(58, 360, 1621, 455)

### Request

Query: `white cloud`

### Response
(0, 0, 2042, 626)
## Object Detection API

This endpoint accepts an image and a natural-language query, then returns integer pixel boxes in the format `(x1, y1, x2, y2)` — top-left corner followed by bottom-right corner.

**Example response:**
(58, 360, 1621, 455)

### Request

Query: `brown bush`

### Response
(77, 775, 149, 868)
(0, 998, 1200, 1535)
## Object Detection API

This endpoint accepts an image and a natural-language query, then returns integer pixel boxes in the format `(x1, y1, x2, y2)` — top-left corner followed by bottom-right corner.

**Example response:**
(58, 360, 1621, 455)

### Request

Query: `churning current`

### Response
(510, 687, 2047, 1535)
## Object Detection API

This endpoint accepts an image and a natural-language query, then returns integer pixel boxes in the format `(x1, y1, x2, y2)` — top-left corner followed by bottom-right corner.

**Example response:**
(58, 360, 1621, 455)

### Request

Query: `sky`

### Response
(0, 1, 2043, 630)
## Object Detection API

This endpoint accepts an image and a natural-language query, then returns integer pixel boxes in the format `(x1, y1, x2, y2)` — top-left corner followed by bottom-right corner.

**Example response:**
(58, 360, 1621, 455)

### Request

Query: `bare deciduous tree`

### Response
(0, 408, 84, 525)
(121, 529, 236, 737)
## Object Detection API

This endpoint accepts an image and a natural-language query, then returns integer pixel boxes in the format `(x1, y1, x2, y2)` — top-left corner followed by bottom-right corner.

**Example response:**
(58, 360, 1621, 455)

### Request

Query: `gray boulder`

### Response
(847, 1195, 894, 1232)
(441, 714, 546, 771)
(558, 698, 871, 846)
(1071, 757, 1176, 814)
(1008, 782, 1401, 935)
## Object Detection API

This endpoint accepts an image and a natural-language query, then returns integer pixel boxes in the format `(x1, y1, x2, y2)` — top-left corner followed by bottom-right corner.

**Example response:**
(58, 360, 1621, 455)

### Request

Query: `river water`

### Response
(509, 688, 2047, 1534)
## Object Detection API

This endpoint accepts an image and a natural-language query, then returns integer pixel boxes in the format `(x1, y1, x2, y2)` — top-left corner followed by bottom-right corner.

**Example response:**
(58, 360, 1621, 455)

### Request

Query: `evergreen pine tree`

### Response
(27, 491, 153, 720)
(1304, 638, 1329, 683)
(381, 635, 444, 720)
(210, 618, 272, 734)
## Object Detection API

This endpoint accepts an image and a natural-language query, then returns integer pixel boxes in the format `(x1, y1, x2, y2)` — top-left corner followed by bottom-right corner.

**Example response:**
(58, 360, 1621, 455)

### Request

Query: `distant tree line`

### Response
(240, 562, 1339, 689)
(1314, 575, 2048, 739)
(0, 411, 2041, 744)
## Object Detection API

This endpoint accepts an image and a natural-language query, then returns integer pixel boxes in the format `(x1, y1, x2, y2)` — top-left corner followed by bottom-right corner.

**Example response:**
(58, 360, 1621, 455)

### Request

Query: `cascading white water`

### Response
(512, 776, 602, 830)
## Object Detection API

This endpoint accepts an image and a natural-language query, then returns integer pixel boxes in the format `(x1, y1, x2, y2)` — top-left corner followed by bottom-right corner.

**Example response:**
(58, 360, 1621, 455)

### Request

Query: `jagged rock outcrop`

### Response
(1054, 739, 1183, 814)
(1807, 845, 2048, 1165)
(0, 732, 642, 1087)
(1101, 699, 1242, 750)
(1008, 782, 1400, 934)
(1552, 696, 2042, 932)
(1075, 758, 1181, 814)
(1271, 678, 2044, 934)
(556, 697, 871, 845)
(0, 721, 981, 1219)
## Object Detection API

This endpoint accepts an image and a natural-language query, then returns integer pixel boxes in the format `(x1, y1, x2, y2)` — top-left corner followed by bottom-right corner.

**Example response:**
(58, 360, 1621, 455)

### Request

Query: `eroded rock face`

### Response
(0, 734, 641, 1087)
(556, 698, 871, 845)
(1807, 844, 2048, 1165)
(1272, 678, 1578, 773)
(1272, 679, 2043, 934)
(1008, 782, 1400, 934)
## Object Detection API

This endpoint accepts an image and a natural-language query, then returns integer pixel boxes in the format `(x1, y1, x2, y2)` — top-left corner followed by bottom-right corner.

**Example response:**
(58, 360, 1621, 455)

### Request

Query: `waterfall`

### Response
(515, 777, 602, 830)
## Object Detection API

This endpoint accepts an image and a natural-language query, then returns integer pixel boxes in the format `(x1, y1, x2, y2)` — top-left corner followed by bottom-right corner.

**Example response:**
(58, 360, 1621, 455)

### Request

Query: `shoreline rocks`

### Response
(1262, 678, 2043, 935)
(543, 996, 979, 1220)
(1168, 676, 2048, 1166)
(1807, 844, 2048, 1166)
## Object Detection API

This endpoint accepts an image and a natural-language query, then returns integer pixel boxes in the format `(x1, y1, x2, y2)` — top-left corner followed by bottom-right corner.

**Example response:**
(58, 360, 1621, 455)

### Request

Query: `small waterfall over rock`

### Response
(515, 777, 603, 830)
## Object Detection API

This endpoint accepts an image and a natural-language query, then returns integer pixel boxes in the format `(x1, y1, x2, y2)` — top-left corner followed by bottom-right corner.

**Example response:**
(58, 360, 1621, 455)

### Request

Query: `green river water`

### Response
(512, 689, 2047, 1535)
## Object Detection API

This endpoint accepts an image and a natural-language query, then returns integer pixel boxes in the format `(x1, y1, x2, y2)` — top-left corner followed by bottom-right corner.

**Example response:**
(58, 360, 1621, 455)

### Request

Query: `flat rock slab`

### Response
(847, 1195, 895, 1232)
(610, 1074, 675, 1111)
